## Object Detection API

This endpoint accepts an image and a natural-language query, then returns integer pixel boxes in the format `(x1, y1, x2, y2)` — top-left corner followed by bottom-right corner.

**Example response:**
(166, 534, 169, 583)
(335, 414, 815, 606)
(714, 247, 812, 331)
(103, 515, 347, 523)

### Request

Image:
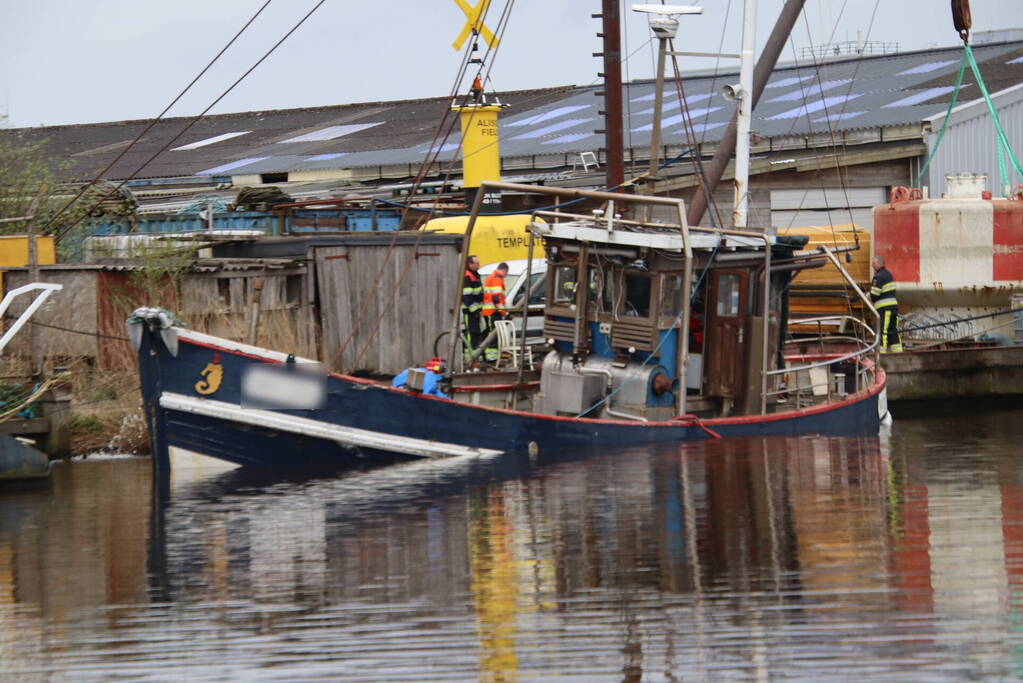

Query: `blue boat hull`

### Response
(136, 326, 884, 472)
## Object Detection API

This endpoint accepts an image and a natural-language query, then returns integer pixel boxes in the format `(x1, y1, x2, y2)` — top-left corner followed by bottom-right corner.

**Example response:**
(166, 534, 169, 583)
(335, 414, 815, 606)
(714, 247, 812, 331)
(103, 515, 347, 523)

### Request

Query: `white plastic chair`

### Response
(494, 319, 533, 370)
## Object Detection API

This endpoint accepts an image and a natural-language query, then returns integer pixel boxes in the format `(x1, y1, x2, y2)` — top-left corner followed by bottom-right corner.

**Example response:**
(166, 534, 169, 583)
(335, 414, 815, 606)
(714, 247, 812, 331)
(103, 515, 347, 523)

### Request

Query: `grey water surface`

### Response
(2, 401, 1023, 681)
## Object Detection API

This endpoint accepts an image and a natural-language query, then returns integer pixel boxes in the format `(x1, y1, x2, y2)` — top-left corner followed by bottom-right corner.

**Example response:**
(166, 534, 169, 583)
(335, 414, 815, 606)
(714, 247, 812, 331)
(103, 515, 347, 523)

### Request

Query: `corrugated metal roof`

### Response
(5, 41, 1022, 182)
(4, 258, 304, 273)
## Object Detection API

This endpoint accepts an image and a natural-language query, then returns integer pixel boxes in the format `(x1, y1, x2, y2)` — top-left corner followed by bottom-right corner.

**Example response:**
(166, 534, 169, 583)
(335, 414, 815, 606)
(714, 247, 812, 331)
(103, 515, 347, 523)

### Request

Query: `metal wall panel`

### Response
(771, 187, 885, 230)
(772, 207, 876, 231)
(925, 83, 1023, 197)
(771, 188, 886, 211)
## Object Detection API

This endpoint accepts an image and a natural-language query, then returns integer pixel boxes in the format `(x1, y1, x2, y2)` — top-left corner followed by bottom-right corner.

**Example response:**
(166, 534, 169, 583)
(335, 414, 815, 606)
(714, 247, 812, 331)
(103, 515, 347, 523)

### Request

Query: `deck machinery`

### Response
(528, 208, 812, 420)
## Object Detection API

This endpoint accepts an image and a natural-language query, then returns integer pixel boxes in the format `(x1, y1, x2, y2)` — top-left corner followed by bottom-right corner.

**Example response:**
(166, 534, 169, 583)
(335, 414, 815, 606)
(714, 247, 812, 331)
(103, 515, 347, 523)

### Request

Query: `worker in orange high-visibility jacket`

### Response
(481, 262, 509, 362)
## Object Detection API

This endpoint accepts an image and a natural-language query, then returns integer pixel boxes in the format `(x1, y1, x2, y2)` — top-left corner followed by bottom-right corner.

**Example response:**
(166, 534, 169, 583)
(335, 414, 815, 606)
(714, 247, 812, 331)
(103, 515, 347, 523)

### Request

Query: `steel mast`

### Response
(733, 0, 757, 229)
(596, 0, 625, 191)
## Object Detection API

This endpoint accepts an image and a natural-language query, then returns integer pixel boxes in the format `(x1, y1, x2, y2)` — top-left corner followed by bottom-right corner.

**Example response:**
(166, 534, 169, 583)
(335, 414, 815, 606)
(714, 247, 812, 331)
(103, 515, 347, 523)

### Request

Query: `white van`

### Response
(478, 258, 547, 344)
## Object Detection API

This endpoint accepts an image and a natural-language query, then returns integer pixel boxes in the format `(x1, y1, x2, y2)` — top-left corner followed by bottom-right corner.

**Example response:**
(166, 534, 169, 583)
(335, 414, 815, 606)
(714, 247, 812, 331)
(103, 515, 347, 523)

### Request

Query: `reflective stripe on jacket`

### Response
(870, 267, 898, 308)
(462, 270, 483, 314)
(481, 272, 507, 316)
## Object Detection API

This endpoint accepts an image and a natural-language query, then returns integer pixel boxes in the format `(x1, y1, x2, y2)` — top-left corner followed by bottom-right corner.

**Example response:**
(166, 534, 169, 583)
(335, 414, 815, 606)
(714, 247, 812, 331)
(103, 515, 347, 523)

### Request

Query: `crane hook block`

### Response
(951, 0, 972, 41)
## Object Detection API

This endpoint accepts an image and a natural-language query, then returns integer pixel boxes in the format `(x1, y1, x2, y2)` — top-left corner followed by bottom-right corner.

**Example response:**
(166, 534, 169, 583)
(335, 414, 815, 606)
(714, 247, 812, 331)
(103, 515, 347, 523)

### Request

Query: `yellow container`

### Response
(0, 235, 56, 268)
(422, 215, 542, 267)
(453, 104, 502, 189)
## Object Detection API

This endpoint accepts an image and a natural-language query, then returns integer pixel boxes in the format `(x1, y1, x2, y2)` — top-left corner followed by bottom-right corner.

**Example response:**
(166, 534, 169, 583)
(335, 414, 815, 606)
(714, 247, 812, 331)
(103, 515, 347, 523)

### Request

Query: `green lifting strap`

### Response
(915, 44, 1023, 196)
(914, 51, 968, 188)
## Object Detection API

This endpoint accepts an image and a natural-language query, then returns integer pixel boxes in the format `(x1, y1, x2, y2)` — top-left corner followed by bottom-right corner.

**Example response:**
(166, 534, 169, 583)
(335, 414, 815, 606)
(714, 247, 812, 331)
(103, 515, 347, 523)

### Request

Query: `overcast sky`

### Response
(0, 0, 1017, 129)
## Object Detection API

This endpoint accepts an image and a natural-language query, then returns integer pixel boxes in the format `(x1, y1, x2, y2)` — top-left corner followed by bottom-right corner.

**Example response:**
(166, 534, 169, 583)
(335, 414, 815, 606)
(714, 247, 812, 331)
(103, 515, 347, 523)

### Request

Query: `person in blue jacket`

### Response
(391, 358, 449, 398)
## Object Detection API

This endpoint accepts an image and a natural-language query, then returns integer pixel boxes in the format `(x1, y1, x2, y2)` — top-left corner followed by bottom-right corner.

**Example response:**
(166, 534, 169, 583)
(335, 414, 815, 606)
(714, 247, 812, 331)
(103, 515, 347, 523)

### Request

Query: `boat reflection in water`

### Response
(2, 405, 1023, 679)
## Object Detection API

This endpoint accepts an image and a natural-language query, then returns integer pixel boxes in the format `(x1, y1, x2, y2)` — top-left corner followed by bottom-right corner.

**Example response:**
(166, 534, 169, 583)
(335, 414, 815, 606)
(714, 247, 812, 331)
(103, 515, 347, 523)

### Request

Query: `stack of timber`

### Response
(778, 224, 871, 332)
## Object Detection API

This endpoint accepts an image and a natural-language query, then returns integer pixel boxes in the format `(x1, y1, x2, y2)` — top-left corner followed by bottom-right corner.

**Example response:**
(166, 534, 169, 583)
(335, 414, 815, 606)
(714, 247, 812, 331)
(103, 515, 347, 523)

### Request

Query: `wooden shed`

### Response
(212, 233, 464, 375)
(1, 258, 311, 370)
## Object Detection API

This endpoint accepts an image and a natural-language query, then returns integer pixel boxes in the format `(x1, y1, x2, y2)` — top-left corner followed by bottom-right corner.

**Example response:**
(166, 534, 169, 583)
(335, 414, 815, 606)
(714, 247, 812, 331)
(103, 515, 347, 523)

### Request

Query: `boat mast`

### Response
(633, 5, 704, 223)
(597, 0, 625, 191)
(732, 0, 756, 229)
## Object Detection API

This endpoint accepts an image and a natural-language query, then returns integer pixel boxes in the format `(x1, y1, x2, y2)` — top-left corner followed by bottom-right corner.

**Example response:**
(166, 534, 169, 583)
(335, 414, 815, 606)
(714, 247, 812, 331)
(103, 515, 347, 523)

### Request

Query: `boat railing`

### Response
(766, 314, 879, 401)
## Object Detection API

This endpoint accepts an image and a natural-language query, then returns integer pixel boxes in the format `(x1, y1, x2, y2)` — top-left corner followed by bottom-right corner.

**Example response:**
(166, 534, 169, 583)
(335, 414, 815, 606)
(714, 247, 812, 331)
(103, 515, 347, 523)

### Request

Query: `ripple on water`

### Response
(3, 403, 1023, 679)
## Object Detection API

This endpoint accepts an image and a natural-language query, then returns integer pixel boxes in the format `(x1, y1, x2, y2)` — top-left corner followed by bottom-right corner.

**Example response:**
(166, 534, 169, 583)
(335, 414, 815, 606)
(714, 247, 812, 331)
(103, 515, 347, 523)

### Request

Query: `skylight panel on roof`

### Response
(511, 118, 592, 139)
(635, 92, 713, 117)
(897, 60, 958, 76)
(172, 131, 250, 151)
(196, 157, 269, 175)
(305, 153, 348, 161)
(541, 133, 596, 145)
(278, 122, 382, 144)
(765, 75, 813, 89)
(631, 107, 721, 132)
(766, 94, 860, 120)
(882, 85, 959, 108)
(766, 79, 852, 103)
(506, 105, 591, 127)
(630, 89, 674, 103)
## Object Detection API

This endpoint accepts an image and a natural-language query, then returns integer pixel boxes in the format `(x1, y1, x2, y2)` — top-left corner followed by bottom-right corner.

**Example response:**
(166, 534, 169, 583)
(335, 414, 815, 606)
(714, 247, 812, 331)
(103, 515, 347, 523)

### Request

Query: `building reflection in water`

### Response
(1, 405, 1023, 678)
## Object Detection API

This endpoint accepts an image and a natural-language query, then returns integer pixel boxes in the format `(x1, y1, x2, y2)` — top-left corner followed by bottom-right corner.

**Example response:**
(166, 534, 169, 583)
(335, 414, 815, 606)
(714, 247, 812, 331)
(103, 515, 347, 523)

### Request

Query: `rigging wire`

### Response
(668, 51, 724, 228)
(352, 0, 528, 370)
(695, 0, 733, 142)
(778, 0, 882, 322)
(781, 0, 880, 234)
(54, 0, 330, 243)
(398, 5, 495, 225)
(40, 0, 275, 236)
(335, 0, 512, 371)
(421, 0, 516, 220)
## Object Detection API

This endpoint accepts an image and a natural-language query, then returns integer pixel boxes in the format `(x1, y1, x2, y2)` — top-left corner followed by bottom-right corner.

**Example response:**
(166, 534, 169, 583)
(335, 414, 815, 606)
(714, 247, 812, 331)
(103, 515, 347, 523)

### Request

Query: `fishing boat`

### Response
(130, 181, 886, 473)
(127, 0, 889, 472)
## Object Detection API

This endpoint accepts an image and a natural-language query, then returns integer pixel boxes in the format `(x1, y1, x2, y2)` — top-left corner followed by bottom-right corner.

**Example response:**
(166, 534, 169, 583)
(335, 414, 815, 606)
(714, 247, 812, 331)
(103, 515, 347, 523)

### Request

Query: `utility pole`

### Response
(687, 0, 806, 227)
(596, 0, 625, 191)
(732, 0, 757, 229)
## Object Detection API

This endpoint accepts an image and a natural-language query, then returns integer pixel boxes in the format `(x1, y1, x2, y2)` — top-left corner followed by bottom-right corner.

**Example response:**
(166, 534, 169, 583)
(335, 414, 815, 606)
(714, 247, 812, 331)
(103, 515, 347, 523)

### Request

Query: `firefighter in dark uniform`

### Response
(461, 255, 486, 361)
(871, 255, 903, 353)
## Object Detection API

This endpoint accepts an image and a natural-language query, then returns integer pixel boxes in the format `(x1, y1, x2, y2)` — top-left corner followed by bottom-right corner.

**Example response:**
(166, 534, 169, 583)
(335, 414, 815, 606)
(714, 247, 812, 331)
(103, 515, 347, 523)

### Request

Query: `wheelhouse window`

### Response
(716, 273, 741, 317)
(661, 274, 682, 318)
(623, 273, 652, 318)
(553, 265, 578, 305)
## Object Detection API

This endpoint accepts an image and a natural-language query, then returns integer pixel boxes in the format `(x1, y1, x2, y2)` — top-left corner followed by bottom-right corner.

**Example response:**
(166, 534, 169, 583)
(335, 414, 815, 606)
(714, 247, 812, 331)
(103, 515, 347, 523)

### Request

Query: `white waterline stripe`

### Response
(159, 392, 503, 460)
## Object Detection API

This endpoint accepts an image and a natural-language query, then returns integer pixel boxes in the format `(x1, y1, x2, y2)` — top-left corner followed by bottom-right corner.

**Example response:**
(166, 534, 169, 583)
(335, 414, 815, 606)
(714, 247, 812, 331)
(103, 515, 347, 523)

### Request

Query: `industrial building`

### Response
(3, 31, 1023, 233)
